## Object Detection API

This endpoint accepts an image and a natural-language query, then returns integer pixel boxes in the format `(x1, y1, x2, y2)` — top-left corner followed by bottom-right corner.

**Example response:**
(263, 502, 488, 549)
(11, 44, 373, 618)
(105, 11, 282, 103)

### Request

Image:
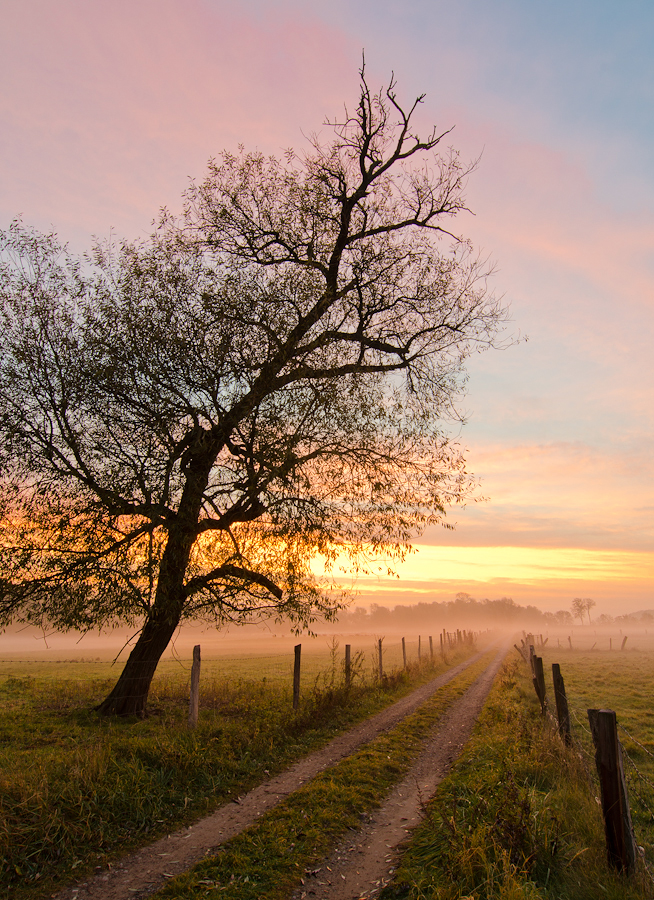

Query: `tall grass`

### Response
(0, 644, 473, 899)
(537, 646, 654, 877)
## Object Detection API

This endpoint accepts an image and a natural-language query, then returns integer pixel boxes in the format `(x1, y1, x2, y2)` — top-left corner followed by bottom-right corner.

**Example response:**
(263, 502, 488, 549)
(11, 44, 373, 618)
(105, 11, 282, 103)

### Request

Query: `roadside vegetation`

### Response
(152, 649, 497, 899)
(380, 653, 652, 900)
(538, 646, 654, 877)
(0, 642, 476, 900)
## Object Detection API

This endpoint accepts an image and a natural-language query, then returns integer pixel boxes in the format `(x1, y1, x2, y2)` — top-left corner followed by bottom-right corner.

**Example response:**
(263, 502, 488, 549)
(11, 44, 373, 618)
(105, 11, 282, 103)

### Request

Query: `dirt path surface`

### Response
(53, 647, 499, 900)
(293, 645, 507, 899)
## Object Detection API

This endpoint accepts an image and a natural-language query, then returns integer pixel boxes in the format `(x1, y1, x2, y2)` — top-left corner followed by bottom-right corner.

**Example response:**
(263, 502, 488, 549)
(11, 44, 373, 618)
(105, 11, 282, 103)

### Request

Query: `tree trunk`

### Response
(95, 604, 183, 716)
(97, 459, 212, 715)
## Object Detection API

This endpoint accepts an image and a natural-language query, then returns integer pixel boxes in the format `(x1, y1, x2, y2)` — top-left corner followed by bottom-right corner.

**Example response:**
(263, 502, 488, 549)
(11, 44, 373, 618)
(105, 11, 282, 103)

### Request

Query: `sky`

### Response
(1, 0, 653, 618)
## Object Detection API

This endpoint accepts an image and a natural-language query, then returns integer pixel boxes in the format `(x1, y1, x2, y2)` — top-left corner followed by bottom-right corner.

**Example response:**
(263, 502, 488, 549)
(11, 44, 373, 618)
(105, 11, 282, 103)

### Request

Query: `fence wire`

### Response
(524, 646, 654, 888)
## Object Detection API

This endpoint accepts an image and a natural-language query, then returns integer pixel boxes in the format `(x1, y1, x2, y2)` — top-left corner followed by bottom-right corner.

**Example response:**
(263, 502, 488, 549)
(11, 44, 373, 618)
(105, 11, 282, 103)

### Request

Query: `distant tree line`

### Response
(331, 592, 549, 631)
(326, 593, 654, 632)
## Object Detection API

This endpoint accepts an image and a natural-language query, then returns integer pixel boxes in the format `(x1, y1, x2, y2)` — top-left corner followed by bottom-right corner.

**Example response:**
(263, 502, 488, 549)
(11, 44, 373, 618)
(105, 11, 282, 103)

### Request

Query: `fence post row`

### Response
(517, 648, 637, 874)
(587, 709, 636, 873)
(188, 644, 201, 729)
(293, 643, 301, 710)
(551, 663, 571, 746)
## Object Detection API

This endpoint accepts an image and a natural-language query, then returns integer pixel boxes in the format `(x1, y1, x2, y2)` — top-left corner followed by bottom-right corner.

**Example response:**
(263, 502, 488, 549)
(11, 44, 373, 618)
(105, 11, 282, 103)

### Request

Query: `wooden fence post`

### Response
(378, 638, 383, 680)
(621, 636, 628, 650)
(344, 644, 351, 689)
(552, 663, 571, 745)
(402, 637, 407, 669)
(532, 655, 546, 713)
(418, 635, 421, 661)
(429, 635, 434, 661)
(587, 709, 636, 873)
(293, 644, 301, 710)
(188, 644, 201, 729)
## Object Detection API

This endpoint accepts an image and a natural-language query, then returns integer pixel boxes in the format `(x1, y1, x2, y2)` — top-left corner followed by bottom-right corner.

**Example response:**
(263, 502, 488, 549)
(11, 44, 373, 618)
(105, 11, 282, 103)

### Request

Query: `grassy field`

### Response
(0, 635, 475, 900)
(0, 633, 439, 690)
(379, 650, 653, 899)
(536, 640, 654, 880)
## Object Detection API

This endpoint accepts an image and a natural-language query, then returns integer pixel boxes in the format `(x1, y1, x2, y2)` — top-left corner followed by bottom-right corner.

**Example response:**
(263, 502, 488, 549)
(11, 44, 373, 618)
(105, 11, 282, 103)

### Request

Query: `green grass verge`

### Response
(151, 650, 499, 900)
(379, 654, 652, 900)
(0, 644, 477, 900)
(537, 646, 654, 873)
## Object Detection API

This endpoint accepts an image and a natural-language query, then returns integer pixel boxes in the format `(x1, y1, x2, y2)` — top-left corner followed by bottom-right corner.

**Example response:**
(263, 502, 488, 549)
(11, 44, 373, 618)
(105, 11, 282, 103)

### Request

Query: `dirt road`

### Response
(53, 645, 506, 900)
(292, 646, 507, 899)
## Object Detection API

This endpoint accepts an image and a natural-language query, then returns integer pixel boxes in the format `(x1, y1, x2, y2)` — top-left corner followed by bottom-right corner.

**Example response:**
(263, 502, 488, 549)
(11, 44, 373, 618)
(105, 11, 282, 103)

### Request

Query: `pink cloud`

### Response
(422, 439, 654, 552)
(1, 0, 358, 243)
(456, 119, 654, 322)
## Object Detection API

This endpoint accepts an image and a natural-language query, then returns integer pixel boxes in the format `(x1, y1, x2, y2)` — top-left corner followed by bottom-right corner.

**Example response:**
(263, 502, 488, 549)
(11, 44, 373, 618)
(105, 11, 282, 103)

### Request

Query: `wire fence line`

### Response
(521, 642, 654, 883)
(1, 632, 477, 707)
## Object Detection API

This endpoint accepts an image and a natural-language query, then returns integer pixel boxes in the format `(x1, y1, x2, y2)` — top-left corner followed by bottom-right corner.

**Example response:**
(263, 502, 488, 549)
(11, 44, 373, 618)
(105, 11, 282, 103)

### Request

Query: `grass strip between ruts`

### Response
(153, 648, 501, 899)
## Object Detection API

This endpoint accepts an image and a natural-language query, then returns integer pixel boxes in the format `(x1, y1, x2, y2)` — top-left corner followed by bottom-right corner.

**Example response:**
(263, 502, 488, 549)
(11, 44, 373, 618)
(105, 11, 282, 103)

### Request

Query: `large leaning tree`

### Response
(0, 73, 507, 715)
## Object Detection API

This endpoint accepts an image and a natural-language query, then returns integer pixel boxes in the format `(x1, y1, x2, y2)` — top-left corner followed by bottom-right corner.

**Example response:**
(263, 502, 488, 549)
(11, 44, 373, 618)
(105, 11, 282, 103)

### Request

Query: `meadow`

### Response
(6, 628, 652, 900)
(0, 632, 473, 900)
(537, 634, 654, 879)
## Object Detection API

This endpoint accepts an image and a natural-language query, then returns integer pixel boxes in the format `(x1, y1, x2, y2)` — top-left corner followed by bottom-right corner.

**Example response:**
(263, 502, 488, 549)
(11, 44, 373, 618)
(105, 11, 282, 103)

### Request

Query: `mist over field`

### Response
(3, 592, 653, 666)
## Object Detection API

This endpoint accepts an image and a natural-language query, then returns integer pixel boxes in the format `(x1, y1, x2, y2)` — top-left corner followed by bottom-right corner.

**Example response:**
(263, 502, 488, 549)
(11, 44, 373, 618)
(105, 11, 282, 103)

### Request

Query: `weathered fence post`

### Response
(621, 636, 628, 651)
(429, 635, 434, 661)
(532, 655, 546, 713)
(552, 663, 571, 745)
(188, 644, 201, 729)
(418, 635, 422, 661)
(402, 637, 407, 669)
(587, 709, 636, 873)
(344, 644, 351, 689)
(378, 638, 383, 680)
(293, 643, 301, 710)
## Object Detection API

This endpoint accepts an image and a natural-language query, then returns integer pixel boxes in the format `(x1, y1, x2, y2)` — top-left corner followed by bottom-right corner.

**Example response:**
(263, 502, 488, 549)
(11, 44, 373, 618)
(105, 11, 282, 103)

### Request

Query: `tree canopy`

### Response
(0, 72, 507, 714)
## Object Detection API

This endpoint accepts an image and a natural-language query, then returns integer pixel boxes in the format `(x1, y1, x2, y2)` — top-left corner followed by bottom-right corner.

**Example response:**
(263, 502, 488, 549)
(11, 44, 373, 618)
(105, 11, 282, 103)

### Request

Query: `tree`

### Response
(571, 597, 586, 625)
(0, 71, 507, 715)
(555, 610, 574, 625)
(572, 597, 595, 625)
